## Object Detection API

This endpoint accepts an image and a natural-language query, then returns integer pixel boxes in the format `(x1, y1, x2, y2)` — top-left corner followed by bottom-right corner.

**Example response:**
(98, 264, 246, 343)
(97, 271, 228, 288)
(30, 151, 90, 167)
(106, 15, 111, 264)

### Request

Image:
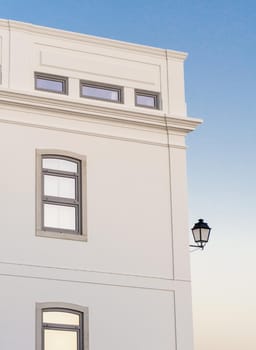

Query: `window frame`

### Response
(35, 72, 68, 95)
(134, 89, 160, 109)
(36, 150, 87, 241)
(36, 303, 89, 350)
(80, 80, 123, 103)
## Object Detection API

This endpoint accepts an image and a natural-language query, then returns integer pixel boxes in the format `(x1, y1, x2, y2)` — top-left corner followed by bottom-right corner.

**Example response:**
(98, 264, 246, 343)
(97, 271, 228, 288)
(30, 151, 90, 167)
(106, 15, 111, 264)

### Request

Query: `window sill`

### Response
(36, 230, 87, 242)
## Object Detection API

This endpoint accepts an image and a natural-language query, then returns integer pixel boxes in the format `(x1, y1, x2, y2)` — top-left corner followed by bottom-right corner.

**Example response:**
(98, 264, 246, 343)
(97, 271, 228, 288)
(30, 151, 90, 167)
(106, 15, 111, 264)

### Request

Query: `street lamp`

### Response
(190, 219, 211, 250)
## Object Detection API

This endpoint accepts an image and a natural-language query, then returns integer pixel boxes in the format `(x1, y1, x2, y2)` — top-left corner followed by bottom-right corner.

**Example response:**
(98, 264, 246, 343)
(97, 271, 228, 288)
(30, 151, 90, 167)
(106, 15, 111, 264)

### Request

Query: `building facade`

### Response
(0, 20, 201, 350)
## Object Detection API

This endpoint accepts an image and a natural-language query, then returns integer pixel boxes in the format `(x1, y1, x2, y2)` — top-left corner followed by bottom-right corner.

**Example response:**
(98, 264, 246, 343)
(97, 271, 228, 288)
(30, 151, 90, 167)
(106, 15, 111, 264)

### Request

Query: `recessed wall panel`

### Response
(37, 46, 160, 89)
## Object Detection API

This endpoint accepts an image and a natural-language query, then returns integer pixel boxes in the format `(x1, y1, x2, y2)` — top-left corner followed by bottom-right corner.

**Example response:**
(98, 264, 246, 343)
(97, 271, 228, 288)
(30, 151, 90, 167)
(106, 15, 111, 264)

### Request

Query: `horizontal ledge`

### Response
(0, 260, 191, 291)
(36, 230, 87, 242)
(0, 89, 202, 134)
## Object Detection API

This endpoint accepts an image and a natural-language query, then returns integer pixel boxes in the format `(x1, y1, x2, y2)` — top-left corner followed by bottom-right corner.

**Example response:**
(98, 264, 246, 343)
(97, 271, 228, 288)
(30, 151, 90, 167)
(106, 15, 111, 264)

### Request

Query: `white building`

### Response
(0, 20, 201, 350)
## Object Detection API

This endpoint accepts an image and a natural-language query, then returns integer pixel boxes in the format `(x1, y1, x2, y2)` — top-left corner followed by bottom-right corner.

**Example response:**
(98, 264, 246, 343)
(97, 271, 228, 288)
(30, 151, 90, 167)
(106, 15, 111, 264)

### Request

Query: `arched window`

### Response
(36, 303, 89, 350)
(36, 150, 87, 241)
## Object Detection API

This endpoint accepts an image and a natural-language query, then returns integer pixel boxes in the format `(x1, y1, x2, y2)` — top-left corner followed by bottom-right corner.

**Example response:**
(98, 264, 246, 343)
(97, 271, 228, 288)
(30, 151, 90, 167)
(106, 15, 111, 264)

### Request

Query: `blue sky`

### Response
(1, 1, 256, 348)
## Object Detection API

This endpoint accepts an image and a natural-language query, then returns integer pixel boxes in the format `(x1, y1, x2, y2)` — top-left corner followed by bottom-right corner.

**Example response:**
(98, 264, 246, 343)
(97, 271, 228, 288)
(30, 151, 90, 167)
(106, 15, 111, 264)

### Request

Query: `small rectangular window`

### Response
(80, 81, 123, 103)
(35, 73, 68, 94)
(135, 90, 160, 109)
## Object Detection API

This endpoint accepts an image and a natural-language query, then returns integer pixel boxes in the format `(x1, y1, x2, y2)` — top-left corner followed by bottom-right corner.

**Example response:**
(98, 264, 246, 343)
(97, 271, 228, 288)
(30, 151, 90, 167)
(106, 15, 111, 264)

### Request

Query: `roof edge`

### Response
(0, 19, 187, 61)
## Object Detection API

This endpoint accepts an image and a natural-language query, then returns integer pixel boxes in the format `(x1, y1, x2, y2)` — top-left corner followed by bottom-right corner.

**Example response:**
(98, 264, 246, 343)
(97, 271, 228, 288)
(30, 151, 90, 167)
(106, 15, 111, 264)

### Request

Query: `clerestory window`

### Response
(80, 80, 123, 103)
(135, 90, 160, 109)
(35, 73, 68, 94)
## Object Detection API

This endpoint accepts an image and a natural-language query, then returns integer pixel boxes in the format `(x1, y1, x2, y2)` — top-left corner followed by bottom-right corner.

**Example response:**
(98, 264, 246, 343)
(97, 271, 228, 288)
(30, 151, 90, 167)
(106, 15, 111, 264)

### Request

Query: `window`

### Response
(135, 90, 160, 109)
(36, 303, 89, 350)
(35, 73, 68, 94)
(80, 80, 123, 103)
(36, 150, 87, 241)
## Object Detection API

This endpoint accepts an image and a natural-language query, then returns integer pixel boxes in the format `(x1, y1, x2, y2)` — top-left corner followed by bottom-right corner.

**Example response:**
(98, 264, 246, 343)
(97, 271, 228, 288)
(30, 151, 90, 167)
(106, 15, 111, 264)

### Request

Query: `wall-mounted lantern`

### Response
(190, 219, 211, 250)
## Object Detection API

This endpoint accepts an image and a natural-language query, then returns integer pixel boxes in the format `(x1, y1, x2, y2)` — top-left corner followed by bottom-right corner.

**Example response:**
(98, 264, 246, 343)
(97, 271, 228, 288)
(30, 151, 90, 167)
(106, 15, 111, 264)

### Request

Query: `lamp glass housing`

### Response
(191, 219, 211, 247)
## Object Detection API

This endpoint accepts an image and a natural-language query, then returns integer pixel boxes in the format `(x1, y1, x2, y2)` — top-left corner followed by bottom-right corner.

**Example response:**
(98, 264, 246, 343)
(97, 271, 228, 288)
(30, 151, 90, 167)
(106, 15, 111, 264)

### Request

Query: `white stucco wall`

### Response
(0, 19, 188, 117)
(0, 20, 200, 350)
(1, 275, 179, 350)
(0, 119, 173, 276)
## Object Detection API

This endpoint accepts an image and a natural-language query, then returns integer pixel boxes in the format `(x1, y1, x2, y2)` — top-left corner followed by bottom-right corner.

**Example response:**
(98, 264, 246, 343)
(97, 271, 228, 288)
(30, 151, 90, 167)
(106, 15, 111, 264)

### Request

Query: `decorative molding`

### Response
(0, 89, 202, 134)
(0, 117, 172, 148)
(0, 19, 9, 29)
(38, 45, 161, 87)
(0, 36, 2, 64)
(0, 19, 187, 61)
(166, 50, 188, 61)
(0, 260, 191, 291)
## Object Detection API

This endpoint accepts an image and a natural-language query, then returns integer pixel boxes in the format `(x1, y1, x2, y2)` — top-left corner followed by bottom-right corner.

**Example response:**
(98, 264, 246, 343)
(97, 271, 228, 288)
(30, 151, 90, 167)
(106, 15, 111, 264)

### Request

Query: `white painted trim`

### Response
(0, 261, 191, 291)
(0, 89, 202, 133)
(0, 116, 172, 148)
(0, 19, 187, 61)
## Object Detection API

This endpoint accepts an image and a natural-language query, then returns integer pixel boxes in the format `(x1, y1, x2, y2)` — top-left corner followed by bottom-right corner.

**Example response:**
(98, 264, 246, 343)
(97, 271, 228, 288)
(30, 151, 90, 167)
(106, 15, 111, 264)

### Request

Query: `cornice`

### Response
(0, 19, 8, 29)
(0, 19, 187, 61)
(0, 89, 202, 134)
(166, 50, 188, 61)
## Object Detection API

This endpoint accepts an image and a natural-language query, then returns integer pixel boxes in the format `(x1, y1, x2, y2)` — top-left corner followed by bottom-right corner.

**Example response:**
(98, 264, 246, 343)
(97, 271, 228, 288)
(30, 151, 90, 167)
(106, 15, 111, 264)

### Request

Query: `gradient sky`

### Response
(1, 1, 256, 349)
